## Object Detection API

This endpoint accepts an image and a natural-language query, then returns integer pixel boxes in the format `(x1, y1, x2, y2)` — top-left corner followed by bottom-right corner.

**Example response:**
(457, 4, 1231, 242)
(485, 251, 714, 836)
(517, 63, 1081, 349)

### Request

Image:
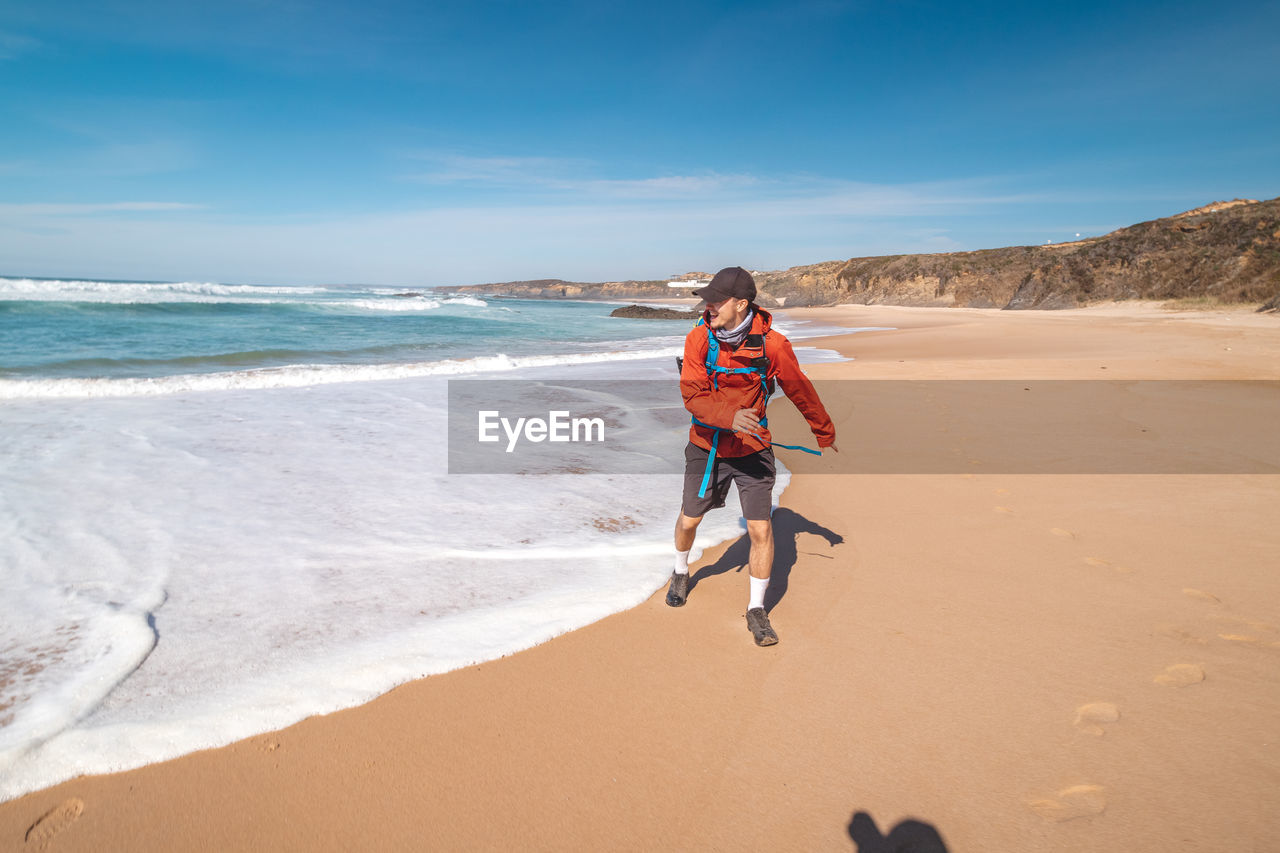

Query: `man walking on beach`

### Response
(668, 267, 837, 646)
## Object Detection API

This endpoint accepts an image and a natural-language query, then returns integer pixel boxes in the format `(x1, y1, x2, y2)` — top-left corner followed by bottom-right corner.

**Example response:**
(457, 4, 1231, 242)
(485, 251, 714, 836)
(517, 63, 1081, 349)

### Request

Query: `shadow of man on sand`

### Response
(690, 507, 843, 609)
(848, 811, 950, 852)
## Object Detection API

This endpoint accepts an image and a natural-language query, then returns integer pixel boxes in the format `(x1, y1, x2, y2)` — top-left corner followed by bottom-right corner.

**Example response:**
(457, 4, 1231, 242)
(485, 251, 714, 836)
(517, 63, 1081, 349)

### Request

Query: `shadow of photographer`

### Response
(848, 811, 950, 852)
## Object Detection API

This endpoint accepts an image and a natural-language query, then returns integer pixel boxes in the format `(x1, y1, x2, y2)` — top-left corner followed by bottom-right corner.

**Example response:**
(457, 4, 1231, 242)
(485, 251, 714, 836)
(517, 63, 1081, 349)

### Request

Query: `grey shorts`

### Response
(681, 441, 776, 521)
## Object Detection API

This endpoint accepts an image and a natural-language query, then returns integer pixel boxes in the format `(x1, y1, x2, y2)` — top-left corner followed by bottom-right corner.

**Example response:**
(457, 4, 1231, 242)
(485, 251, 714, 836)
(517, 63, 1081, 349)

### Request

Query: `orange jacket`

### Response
(681, 308, 836, 457)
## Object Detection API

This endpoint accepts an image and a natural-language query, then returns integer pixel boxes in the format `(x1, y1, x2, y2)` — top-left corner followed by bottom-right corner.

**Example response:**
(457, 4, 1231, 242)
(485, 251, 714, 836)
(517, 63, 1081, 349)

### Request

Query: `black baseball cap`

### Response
(693, 266, 756, 303)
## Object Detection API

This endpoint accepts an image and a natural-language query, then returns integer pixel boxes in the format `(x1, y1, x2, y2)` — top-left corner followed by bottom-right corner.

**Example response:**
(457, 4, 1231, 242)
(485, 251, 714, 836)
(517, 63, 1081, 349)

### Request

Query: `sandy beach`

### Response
(4, 303, 1278, 852)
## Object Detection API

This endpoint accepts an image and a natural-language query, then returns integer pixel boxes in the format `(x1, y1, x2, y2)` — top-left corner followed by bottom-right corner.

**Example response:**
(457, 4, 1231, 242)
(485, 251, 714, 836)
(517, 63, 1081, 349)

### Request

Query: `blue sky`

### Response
(2, 0, 1278, 287)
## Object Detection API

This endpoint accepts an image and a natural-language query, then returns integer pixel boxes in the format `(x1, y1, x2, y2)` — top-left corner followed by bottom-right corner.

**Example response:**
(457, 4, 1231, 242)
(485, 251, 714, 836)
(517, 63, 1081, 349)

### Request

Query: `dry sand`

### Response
(3, 303, 1278, 852)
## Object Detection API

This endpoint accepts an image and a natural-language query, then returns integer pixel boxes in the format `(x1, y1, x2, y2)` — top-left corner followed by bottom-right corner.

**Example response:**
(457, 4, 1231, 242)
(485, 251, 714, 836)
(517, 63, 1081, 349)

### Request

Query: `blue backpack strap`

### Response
(763, 439, 822, 456)
(697, 429, 721, 498)
(690, 320, 820, 495)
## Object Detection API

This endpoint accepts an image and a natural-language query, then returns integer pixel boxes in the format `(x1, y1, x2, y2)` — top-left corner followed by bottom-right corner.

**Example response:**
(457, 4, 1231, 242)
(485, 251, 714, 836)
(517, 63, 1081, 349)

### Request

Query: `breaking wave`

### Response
(0, 346, 683, 398)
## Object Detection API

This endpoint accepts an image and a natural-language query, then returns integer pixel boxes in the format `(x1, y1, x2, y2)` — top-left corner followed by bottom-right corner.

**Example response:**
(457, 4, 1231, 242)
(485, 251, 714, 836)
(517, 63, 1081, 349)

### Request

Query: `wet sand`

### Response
(3, 302, 1278, 852)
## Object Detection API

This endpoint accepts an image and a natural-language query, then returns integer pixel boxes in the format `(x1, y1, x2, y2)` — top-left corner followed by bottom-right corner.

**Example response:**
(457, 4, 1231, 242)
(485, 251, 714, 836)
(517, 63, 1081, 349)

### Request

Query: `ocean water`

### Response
(0, 276, 854, 801)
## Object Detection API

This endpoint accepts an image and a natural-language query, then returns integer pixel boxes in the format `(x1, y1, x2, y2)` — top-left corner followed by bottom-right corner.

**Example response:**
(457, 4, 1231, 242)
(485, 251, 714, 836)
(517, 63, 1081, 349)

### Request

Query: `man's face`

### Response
(706, 297, 749, 330)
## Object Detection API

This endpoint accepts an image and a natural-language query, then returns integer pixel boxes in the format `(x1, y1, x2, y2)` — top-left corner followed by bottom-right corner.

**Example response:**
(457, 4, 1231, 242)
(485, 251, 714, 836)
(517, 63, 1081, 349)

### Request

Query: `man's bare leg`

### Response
(745, 518, 779, 645)
(675, 512, 702, 552)
(667, 513, 702, 606)
(745, 518, 774, 580)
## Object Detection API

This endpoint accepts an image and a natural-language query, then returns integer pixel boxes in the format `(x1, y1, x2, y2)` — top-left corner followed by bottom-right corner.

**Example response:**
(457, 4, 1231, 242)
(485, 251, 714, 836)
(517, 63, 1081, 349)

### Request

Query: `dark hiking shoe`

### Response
(746, 607, 778, 646)
(665, 572, 689, 607)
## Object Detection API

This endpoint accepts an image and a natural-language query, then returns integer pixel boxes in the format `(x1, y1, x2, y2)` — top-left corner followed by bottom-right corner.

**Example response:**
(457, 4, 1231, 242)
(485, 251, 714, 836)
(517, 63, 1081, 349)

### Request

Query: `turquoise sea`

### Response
(0, 274, 849, 801)
(0, 277, 699, 387)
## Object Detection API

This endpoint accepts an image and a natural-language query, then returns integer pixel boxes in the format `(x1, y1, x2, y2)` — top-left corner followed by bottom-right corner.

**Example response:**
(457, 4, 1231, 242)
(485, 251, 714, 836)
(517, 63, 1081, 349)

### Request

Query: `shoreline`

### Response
(467, 293, 1276, 315)
(3, 303, 1278, 851)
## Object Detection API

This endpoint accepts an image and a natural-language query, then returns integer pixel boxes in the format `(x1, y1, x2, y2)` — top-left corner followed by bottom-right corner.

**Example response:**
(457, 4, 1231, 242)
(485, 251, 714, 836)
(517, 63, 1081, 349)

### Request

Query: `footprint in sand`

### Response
(994, 506, 1014, 514)
(1211, 613, 1278, 633)
(1182, 588, 1222, 604)
(1074, 702, 1120, 736)
(1029, 785, 1107, 822)
(1049, 527, 1076, 539)
(24, 798, 83, 849)
(1158, 625, 1208, 645)
(1218, 634, 1280, 650)
(1154, 664, 1205, 687)
(994, 488, 1011, 495)
(1204, 613, 1280, 649)
(1083, 556, 1135, 574)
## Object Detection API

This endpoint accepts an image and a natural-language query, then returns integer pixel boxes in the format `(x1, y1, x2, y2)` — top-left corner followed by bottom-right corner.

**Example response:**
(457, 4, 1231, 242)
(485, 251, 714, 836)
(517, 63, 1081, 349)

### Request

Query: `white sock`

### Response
(674, 549, 691, 575)
(749, 575, 769, 610)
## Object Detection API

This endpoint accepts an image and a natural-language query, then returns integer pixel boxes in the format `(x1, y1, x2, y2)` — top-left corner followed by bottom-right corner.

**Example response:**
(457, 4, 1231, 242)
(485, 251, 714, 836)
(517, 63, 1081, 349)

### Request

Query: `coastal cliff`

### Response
(450, 197, 1280, 310)
(761, 197, 1280, 310)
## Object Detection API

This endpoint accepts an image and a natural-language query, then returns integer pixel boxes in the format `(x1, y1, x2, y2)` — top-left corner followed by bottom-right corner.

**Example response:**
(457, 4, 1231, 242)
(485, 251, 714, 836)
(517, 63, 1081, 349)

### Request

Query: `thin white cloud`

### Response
(0, 138, 199, 179)
(579, 174, 761, 198)
(0, 169, 1210, 286)
(19, 103, 204, 177)
(81, 139, 198, 177)
(0, 30, 40, 60)
(0, 160, 38, 175)
(0, 202, 205, 216)
(404, 153, 588, 185)
(0, 180, 1045, 286)
(400, 149, 1050, 210)
(750, 180, 1041, 217)
(402, 151, 758, 199)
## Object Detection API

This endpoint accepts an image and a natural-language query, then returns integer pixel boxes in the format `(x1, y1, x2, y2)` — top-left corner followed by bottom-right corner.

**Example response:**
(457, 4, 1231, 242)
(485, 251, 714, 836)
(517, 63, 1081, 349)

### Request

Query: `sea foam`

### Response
(0, 277, 481, 310)
(0, 290, 850, 803)
(0, 352, 807, 801)
(0, 277, 326, 302)
(0, 347, 684, 398)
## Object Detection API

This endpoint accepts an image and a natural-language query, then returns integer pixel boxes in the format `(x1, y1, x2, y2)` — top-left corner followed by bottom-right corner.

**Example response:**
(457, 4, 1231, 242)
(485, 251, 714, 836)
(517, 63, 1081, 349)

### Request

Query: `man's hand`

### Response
(731, 408, 762, 434)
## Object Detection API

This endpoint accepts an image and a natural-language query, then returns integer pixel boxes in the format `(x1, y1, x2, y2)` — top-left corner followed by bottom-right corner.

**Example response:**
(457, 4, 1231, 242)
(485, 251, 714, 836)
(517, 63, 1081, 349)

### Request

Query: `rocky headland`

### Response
(448, 197, 1280, 311)
(608, 305, 702, 320)
(449, 278, 676, 300)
